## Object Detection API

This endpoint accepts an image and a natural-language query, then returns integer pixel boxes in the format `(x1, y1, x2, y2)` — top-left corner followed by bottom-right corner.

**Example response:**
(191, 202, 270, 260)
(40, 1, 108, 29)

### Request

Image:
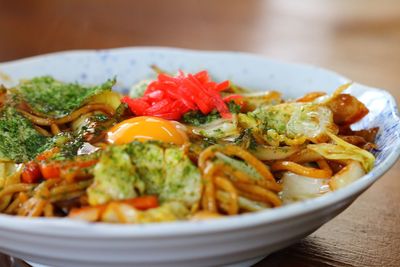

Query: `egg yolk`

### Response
(106, 116, 188, 145)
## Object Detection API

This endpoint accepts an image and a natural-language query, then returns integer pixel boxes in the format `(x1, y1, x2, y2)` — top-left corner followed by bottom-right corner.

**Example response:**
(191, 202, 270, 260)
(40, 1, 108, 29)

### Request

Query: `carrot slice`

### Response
(21, 161, 42, 183)
(123, 196, 159, 210)
(40, 162, 61, 180)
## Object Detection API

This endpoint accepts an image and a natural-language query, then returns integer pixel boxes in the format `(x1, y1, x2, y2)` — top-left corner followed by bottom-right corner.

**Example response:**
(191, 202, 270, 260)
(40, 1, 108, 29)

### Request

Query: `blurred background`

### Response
(0, 0, 399, 266)
(1, 0, 400, 91)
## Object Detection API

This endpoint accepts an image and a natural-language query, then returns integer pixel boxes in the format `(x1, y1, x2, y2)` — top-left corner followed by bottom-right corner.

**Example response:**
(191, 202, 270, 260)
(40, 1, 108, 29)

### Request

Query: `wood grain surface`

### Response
(0, 1, 399, 266)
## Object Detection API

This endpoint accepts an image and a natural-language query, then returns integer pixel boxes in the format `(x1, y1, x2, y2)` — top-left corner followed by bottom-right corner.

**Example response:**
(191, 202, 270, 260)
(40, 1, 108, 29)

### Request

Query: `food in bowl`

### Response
(0, 67, 378, 223)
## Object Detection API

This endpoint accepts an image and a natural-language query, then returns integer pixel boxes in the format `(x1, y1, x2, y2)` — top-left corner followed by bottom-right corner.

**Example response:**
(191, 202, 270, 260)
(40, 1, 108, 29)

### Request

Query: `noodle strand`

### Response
(271, 161, 332, 178)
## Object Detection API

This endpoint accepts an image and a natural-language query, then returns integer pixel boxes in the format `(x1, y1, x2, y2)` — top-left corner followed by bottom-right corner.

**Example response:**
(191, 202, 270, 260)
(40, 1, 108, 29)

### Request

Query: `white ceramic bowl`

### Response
(0, 47, 399, 267)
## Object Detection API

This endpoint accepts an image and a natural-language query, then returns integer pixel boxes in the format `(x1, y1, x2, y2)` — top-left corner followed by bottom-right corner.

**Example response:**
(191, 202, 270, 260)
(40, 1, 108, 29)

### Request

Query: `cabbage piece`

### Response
(89, 90, 122, 110)
(287, 104, 338, 143)
(89, 142, 202, 208)
(215, 152, 263, 181)
(0, 164, 22, 211)
(307, 132, 375, 172)
(126, 142, 202, 208)
(101, 201, 189, 224)
(0, 162, 20, 189)
(136, 201, 189, 223)
(161, 148, 202, 207)
(87, 146, 145, 205)
(254, 103, 295, 135)
(329, 161, 365, 190)
(239, 112, 308, 147)
(280, 171, 330, 203)
(70, 111, 116, 144)
(129, 79, 152, 98)
(217, 191, 270, 212)
(191, 117, 240, 140)
(238, 113, 259, 129)
(126, 142, 165, 195)
(16, 76, 116, 118)
(254, 102, 338, 144)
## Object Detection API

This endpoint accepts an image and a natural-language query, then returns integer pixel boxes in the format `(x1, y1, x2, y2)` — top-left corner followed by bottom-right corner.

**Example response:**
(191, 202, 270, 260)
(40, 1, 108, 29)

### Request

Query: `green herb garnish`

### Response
(0, 107, 49, 162)
(18, 76, 115, 118)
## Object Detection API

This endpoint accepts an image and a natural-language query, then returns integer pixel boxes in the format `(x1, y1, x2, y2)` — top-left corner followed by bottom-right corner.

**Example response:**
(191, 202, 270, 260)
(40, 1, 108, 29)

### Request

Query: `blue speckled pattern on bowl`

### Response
(0, 47, 399, 267)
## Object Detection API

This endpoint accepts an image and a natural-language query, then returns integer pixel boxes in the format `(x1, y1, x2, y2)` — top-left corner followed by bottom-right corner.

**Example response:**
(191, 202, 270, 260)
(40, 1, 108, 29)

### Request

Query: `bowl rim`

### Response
(0, 47, 399, 238)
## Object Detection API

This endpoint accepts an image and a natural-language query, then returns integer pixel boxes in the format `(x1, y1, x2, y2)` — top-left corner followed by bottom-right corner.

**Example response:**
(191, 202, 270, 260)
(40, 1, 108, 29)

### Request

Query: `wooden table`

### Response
(1, 0, 399, 266)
